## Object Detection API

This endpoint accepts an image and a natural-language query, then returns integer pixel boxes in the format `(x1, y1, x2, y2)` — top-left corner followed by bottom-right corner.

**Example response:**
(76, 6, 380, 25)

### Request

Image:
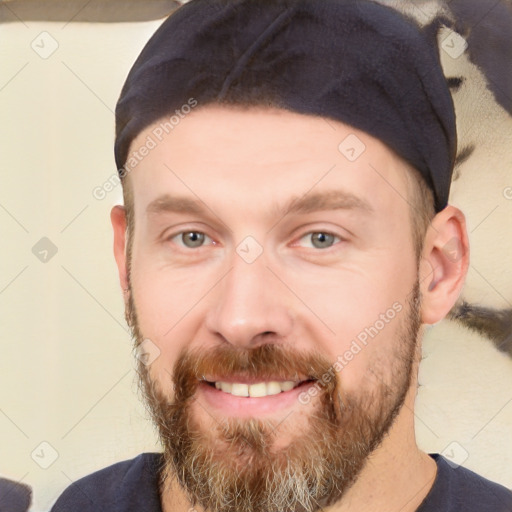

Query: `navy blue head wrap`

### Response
(115, 0, 457, 212)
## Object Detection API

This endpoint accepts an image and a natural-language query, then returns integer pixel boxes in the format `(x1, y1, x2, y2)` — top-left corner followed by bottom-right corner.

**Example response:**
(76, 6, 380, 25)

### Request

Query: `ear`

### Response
(419, 205, 469, 325)
(111, 205, 129, 292)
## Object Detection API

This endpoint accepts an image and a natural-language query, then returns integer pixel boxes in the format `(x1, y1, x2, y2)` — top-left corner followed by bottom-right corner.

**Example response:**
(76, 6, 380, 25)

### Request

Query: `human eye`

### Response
(295, 231, 343, 250)
(168, 230, 215, 249)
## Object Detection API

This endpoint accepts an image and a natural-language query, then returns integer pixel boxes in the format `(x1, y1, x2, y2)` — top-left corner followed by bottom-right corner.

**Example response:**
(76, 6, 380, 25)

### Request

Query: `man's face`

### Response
(121, 105, 422, 512)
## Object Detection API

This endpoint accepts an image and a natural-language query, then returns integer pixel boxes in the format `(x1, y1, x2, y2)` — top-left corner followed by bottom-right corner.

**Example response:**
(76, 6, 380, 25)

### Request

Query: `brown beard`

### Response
(127, 282, 421, 512)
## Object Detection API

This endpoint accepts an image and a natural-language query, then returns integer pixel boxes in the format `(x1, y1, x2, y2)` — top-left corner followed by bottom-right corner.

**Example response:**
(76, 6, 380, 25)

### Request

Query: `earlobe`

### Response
(110, 205, 129, 292)
(419, 205, 469, 325)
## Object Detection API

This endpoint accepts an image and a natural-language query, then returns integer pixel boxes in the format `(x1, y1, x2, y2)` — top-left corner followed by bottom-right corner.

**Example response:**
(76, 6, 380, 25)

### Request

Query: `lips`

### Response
(201, 375, 316, 397)
(197, 376, 317, 416)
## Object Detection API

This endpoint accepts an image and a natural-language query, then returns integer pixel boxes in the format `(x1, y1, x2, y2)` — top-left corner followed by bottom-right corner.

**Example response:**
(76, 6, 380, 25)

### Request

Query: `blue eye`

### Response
(171, 231, 213, 248)
(298, 232, 341, 249)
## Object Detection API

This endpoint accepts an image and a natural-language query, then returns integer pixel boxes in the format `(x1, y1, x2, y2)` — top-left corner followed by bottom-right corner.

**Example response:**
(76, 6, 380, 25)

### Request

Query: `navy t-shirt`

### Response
(51, 452, 512, 511)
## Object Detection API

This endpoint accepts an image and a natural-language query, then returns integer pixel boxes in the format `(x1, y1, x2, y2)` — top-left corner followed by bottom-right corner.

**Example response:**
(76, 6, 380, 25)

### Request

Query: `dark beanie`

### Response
(115, 0, 457, 212)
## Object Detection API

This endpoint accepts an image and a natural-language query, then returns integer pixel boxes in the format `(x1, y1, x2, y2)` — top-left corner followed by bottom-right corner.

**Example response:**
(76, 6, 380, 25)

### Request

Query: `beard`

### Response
(126, 282, 421, 512)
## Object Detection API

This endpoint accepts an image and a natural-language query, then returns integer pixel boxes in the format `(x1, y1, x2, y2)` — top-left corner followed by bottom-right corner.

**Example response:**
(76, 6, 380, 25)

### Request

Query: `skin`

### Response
(111, 105, 469, 512)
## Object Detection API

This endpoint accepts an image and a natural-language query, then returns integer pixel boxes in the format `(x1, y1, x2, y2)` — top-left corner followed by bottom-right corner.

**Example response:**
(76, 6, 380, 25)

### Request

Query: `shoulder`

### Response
(419, 453, 512, 512)
(0, 477, 32, 512)
(50, 452, 164, 512)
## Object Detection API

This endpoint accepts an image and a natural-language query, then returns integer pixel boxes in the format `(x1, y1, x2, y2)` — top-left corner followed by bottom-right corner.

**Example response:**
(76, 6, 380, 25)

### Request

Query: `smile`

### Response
(198, 376, 317, 416)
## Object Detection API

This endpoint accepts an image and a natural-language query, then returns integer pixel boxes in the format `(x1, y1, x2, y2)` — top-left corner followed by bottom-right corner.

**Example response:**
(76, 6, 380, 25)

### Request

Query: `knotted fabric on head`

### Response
(115, 0, 457, 212)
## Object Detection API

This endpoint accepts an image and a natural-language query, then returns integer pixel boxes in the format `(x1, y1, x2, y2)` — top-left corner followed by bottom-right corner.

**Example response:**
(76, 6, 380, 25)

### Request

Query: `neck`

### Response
(323, 382, 437, 512)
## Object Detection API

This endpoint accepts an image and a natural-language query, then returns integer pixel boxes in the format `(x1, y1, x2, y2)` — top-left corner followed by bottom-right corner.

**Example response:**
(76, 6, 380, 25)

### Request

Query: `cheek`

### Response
(129, 261, 207, 389)
(330, 308, 409, 395)
(294, 256, 416, 391)
(130, 229, 211, 327)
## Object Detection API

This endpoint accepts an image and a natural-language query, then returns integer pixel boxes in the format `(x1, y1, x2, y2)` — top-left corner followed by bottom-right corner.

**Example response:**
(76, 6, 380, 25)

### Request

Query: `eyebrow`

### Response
(147, 195, 207, 216)
(280, 189, 373, 216)
(145, 189, 373, 219)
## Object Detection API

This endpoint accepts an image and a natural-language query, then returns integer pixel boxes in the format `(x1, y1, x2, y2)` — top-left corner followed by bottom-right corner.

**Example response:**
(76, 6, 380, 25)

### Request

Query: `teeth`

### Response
(213, 380, 298, 397)
(280, 381, 295, 392)
(231, 383, 249, 397)
(220, 382, 232, 393)
(248, 382, 267, 398)
(266, 381, 282, 395)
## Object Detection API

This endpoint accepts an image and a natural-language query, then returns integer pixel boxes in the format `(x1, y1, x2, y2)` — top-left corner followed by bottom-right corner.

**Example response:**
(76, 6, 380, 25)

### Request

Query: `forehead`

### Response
(126, 105, 411, 220)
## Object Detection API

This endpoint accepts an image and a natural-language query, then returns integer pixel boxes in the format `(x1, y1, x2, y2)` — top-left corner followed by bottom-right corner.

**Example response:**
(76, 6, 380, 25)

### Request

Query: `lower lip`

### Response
(197, 381, 316, 417)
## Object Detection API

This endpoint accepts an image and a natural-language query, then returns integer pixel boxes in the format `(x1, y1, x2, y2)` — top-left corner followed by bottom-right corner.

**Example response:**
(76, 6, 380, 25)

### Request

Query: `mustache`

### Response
(171, 343, 337, 402)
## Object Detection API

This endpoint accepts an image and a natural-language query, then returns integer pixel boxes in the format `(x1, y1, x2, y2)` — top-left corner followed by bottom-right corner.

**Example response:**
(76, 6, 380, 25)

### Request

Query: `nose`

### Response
(204, 250, 294, 349)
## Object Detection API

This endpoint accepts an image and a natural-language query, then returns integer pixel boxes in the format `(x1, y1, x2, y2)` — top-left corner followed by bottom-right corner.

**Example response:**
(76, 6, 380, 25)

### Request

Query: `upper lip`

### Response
(202, 375, 313, 385)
